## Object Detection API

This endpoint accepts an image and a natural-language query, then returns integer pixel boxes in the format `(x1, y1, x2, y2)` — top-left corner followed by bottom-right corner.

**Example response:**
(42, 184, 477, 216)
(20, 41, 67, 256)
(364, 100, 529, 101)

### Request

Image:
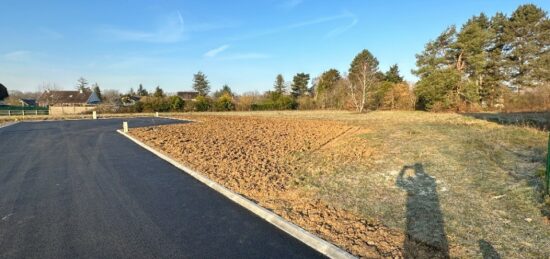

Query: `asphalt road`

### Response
(0, 118, 324, 259)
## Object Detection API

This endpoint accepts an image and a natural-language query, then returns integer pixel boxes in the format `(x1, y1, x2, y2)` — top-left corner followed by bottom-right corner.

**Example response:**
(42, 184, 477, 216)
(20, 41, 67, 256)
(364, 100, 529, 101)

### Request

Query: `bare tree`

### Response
(37, 82, 60, 92)
(347, 63, 379, 112)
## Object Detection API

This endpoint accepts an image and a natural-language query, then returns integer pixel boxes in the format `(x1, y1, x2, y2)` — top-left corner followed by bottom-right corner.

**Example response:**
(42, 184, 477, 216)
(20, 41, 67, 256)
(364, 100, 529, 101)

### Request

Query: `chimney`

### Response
(79, 88, 83, 94)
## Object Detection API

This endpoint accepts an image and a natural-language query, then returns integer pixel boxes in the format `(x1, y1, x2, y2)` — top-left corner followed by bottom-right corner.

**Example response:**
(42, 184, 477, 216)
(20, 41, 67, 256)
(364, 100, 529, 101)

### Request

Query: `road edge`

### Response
(117, 129, 356, 259)
(0, 121, 19, 129)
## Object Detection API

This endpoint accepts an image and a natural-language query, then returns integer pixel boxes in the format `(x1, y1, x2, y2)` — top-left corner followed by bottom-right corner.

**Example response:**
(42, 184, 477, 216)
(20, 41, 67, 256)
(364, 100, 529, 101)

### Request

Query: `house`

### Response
(120, 95, 141, 106)
(38, 89, 101, 107)
(177, 91, 199, 101)
(38, 89, 101, 115)
(20, 98, 37, 107)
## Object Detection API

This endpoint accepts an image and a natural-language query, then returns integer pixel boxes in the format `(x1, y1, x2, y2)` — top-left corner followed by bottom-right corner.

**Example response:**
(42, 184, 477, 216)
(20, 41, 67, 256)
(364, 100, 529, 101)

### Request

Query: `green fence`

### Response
(0, 106, 48, 111)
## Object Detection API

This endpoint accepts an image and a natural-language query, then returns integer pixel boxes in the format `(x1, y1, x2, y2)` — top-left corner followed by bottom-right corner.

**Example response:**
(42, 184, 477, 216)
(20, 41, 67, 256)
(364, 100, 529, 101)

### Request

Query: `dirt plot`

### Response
(131, 116, 409, 257)
(131, 111, 549, 258)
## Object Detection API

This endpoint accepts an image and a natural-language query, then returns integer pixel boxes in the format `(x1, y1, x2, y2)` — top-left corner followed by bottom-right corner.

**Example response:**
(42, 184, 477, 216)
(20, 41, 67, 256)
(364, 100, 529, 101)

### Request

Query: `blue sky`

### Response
(0, 0, 548, 94)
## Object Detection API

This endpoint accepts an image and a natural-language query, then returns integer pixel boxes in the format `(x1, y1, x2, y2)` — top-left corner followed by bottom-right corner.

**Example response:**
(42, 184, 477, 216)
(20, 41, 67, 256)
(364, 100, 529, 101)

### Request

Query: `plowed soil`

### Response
(130, 115, 407, 258)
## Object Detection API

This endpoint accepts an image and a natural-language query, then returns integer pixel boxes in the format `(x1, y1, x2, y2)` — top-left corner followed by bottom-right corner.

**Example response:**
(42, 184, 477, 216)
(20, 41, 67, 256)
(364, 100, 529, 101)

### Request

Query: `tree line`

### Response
(1, 4, 547, 113)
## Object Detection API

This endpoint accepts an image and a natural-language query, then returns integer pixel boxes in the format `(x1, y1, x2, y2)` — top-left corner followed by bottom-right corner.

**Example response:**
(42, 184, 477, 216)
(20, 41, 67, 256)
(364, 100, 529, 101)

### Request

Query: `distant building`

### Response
(177, 91, 199, 101)
(38, 89, 101, 115)
(38, 89, 101, 107)
(19, 98, 37, 107)
(121, 95, 141, 106)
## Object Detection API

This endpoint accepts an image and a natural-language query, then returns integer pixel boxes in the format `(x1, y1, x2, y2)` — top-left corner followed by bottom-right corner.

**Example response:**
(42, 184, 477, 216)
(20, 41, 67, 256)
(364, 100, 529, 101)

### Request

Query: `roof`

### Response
(177, 91, 199, 99)
(20, 98, 37, 106)
(38, 90, 94, 105)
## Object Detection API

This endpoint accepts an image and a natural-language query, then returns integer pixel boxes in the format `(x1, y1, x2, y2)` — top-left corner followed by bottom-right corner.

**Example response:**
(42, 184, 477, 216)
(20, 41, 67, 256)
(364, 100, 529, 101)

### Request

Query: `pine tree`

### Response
(455, 13, 492, 104)
(91, 83, 102, 101)
(502, 4, 550, 91)
(0, 83, 8, 101)
(213, 84, 233, 98)
(274, 74, 286, 94)
(384, 64, 404, 83)
(193, 71, 210, 96)
(315, 69, 341, 108)
(412, 26, 457, 78)
(484, 12, 508, 106)
(290, 73, 310, 97)
(153, 86, 165, 98)
(137, 84, 149, 96)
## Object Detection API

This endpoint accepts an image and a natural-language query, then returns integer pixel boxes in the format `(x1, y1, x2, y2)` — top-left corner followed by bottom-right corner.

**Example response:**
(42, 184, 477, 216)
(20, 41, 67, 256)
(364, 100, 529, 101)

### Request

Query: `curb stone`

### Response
(0, 121, 19, 129)
(117, 129, 356, 259)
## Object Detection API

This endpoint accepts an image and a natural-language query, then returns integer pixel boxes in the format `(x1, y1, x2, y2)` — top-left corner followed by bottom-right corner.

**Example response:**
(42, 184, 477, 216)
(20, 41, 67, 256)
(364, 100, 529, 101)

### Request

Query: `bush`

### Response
(297, 96, 316, 110)
(193, 95, 212, 111)
(502, 85, 550, 112)
(169, 96, 185, 111)
(381, 83, 415, 110)
(251, 92, 297, 111)
(214, 93, 235, 111)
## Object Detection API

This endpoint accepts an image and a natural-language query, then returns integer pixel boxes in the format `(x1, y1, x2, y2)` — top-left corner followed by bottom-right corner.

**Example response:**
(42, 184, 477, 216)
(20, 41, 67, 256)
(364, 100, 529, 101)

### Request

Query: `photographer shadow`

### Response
(396, 163, 449, 258)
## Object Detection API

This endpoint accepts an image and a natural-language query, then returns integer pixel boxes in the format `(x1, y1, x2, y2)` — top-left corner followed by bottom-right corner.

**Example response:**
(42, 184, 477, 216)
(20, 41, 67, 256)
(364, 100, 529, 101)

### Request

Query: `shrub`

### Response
(194, 95, 212, 111)
(251, 92, 297, 110)
(169, 96, 185, 111)
(214, 93, 235, 111)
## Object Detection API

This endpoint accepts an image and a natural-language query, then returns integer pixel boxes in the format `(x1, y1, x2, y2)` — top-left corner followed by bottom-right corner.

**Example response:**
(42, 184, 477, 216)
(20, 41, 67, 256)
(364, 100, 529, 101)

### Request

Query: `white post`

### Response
(8, 110, 11, 117)
(123, 121, 128, 133)
(92, 111, 97, 120)
(35, 110, 38, 115)
(22, 110, 25, 116)
(155, 112, 159, 117)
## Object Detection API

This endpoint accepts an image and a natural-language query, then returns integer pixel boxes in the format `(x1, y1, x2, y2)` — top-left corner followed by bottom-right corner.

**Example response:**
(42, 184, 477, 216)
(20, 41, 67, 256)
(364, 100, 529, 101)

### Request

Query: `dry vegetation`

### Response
(128, 111, 547, 258)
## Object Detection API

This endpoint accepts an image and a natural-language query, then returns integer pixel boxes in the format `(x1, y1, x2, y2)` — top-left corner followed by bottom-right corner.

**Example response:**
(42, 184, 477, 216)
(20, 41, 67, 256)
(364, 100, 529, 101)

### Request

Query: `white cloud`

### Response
(325, 15, 359, 38)
(219, 53, 270, 61)
(229, 11, 358, 41)
(204, 45, 230, 57)
(98, 11, 185, 43)
(3, 51, 31, 61)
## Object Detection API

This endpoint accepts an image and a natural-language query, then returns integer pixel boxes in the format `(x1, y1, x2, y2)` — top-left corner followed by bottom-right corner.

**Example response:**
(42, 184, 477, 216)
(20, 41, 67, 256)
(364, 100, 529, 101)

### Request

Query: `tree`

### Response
(213, 84, 233, 99)
(0, 83, 8, 101)
(137, 84, 149, 96)
(193, 71, 210, 96)
(348, 49, 380, 112)
(274, 74, 286, 94)
(412, 26, 478, 110)
(315, 69, 341, 108)
(153, 86, 165, 98)
(412, 26, 457, 78)
(215, 92, 235, 111)
(91, 83, 102, 101)
(290, 73, 310, 97)
(128, 87, 136, 96)
(384, 64, 404, 83)
(76, 77, 88, 91)
(169, 96, 185, 111)
(455, 13, 492, 103)
(502, 4, 550, 91)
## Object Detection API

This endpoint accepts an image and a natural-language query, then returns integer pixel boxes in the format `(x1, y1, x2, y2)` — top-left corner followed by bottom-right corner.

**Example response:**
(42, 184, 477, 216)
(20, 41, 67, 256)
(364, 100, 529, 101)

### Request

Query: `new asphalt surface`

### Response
(0, 118, 324, 259)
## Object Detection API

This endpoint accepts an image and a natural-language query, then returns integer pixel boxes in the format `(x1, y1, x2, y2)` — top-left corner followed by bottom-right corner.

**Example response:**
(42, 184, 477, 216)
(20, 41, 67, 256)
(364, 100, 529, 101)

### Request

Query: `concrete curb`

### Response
(0, 121, 19, 129)
(117, 129, 356, 259)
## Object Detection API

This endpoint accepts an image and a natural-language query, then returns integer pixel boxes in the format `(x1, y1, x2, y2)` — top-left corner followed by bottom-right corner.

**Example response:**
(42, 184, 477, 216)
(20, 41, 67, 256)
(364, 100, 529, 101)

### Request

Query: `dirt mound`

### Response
(131, 115, 409, 257)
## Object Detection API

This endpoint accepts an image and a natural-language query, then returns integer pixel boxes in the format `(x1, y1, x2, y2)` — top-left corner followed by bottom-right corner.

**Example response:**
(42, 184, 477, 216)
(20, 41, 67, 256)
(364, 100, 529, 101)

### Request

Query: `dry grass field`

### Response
(91, 111, 550, 257)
